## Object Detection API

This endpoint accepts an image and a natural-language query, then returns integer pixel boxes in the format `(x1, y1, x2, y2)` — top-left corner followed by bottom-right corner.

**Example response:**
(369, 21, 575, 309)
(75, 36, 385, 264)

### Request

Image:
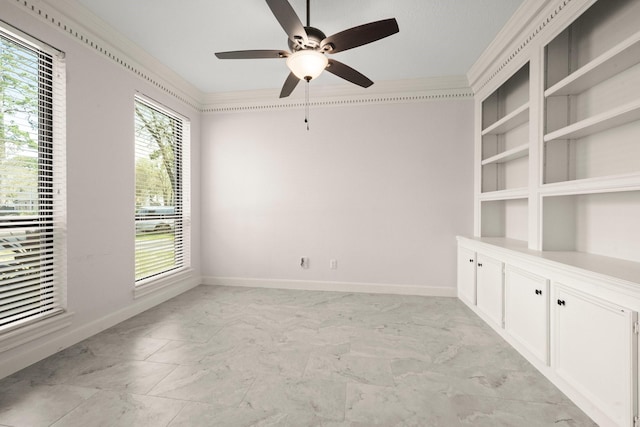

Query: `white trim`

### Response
(202, 76, 473, 113)
(202, 276, 456, 298)
(0, 19, 63, 57)
(467, 0, 552, 92)
(134, 268, 197, 299)
(0, 275, 200, 380)
(12, 0, 202, 110)
(0, 312, 74, 354)
(467, 0, 597, 96)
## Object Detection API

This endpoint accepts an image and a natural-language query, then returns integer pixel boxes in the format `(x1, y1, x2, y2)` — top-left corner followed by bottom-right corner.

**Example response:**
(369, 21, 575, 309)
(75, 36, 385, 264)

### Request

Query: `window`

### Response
(134, 96, 190, 284)
(0, 23, 66, 333)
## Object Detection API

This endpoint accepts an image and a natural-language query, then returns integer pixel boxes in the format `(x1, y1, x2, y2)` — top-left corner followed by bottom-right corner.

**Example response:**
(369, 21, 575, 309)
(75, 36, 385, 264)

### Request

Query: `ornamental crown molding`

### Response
(18, 0, 204, 110)
(202, 75, 473, 113)
(467, 0, 596, 96)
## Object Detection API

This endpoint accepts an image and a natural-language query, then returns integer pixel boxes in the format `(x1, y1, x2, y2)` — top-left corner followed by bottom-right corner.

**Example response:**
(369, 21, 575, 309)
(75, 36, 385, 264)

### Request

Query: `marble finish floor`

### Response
(0, 285, 596, 426)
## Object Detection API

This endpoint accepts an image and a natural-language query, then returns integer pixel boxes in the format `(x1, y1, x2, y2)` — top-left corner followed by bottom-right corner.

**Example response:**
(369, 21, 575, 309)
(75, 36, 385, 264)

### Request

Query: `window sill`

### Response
(0, 311, 74, 354)
(134, 268, 195, 299)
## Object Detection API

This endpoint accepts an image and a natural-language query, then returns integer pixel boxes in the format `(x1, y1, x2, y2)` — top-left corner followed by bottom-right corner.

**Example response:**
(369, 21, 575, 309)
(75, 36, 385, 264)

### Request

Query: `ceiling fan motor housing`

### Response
(289, 26, 329, 52)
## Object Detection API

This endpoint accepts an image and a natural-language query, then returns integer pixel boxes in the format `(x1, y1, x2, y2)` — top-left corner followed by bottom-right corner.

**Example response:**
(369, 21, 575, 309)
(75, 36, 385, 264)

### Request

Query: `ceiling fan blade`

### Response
(265, 0, 308, 45)
(321, 18, 399, 54)
(215, 50, 289, 59)
(326, 59, 373, 88)
(280, 72, 300, 98)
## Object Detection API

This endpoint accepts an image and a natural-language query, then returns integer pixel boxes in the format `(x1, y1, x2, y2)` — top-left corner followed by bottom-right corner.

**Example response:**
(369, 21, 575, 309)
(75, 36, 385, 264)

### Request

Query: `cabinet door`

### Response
(553, 284, 637, 427)
(504, 266, 549, 364)
(457, 247, 476, 305)
(476, 254, 503, 328)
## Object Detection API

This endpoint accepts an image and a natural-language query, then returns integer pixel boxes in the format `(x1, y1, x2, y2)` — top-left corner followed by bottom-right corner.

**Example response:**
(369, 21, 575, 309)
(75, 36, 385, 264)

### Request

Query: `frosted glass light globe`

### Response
(286, 50, 328, 81)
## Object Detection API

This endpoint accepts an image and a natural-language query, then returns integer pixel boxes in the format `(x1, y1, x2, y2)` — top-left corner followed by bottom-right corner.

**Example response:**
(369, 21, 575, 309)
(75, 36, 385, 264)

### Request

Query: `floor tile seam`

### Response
(194, 327, 227, 345)
(237, 376, 258, 409)
(164, 400, 193, 427)
(81, 349, 169, 363)
(300, 348, 313, 379)
(38, 386, 100, 427)
(147, 336, 216, 345)
(143, 338, 179, 362)
(139, 391, 230, 406)
(143, 362, 182, 396)
(425, 365, 539, 375)
(328, 354, 403, 376)
(342, 379, 349, 424)
(456, 391, 575, 407)
(79, 353, 181, 370)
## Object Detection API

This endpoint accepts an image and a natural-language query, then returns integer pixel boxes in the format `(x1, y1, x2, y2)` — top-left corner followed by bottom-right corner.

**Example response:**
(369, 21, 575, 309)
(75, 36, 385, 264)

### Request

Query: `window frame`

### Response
(133, 94, 191, 292)
(0, 21, 68, 345)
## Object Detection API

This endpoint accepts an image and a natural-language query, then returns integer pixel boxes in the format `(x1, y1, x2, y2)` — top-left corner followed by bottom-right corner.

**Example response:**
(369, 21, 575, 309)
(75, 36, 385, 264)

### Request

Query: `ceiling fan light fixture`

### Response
(286, 49, 328, 81)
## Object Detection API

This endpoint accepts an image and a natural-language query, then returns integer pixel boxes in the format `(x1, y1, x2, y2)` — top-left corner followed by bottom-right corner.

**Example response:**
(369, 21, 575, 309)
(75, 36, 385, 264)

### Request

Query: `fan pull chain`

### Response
(305, 78, 310, 131)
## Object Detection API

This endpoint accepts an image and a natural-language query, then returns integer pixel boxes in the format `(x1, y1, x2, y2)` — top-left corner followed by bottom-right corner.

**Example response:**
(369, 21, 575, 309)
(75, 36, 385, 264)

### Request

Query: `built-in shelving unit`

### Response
(467, 3, 640, 424)
(477, 62, 530, 242)
(543, 0, 640, 186)
(480, 198, 528, 244)
(542, 190, 640, 262)
(544, 30, 640, 98)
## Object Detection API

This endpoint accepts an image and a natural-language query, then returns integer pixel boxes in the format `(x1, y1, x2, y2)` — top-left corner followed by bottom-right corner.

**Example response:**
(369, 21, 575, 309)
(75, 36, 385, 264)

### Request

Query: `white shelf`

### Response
(540, 172, 640, 196)
(545, 31, 640, 97)
(481, 144, 529, 166)
(544, 99, 640, 142)
(479, 187, 528, 201)
(481, 103, 529, 136)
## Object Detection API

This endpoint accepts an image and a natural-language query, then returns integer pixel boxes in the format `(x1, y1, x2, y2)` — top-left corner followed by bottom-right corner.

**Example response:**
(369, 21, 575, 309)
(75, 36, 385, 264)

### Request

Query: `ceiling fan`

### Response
(215, 0, 399, 98)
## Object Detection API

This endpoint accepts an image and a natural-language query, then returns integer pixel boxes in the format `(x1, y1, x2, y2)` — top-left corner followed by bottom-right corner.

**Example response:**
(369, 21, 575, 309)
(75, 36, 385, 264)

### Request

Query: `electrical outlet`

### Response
(300, 257, 309, 269)
(330, 259, 337, 270)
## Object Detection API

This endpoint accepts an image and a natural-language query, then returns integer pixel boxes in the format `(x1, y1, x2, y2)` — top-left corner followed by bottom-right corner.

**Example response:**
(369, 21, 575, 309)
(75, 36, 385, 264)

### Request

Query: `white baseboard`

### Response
(0, 275, 200, 380)
(202, 276, 456, 297)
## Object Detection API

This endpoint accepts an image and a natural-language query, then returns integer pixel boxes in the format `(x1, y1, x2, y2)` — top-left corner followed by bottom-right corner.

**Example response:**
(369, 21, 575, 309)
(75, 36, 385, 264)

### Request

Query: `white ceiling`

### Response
(70, 0, 525, 94)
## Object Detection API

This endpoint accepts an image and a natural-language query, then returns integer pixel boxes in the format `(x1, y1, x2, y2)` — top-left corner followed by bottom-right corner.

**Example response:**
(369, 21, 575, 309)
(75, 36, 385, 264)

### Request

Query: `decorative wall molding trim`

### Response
(203, 276, 457, 298)
(14, 0, 203, 110)
(202, 76, 473, 113)
(467, 0, 595, 96)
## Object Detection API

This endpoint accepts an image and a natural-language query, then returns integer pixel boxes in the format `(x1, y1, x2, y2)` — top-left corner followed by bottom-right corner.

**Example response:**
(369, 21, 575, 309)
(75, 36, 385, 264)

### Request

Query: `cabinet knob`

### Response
(469, 259, 474, 263)
(477, 263, 483, 267)
(557, 299, 566, 306)
(535, 289, 542, 295)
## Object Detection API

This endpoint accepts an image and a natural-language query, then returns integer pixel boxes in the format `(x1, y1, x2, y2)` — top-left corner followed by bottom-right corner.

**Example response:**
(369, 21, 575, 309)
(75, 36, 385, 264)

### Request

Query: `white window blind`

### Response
(134, 96, 190, 283)
(0, 23, 66, 333)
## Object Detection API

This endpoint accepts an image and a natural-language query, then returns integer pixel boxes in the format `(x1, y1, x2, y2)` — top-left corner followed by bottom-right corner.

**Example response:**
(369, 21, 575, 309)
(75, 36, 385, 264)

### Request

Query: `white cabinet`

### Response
(457, 236, 640, 427)
(504, 266, 549, 364)
(457, 246, 476, 305)
(552, 284, 637, 427)
(476, 254, 503, 328)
